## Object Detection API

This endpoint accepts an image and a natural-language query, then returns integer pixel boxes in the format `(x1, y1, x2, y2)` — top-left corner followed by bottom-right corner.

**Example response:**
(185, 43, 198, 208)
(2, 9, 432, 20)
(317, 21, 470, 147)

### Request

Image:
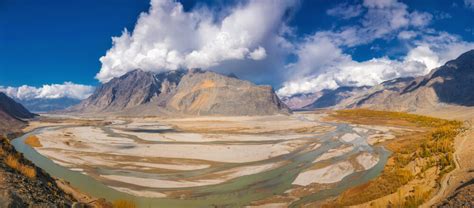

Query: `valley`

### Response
(11, 110, 460, 207)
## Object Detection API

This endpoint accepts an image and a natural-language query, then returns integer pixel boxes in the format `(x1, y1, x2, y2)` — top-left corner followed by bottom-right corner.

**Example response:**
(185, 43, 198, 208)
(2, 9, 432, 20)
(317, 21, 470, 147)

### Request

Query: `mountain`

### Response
(281, 86, 369, 110)
(280, 92, 323, 110)
(71, 69, 184, 113)
(71, 69, 290, 116)
(345, 50, 474, 111)
(304, 86, 370, 109)
(14, 97, 81, 113)
(166, 69, 290, 115)
(0, 93, 36, 136)
(285, 49, 474, 112)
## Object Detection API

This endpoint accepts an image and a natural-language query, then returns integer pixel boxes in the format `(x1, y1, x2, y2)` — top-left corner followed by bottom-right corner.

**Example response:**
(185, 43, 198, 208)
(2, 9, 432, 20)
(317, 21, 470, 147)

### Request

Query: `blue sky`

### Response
(1, 0, 473, 99)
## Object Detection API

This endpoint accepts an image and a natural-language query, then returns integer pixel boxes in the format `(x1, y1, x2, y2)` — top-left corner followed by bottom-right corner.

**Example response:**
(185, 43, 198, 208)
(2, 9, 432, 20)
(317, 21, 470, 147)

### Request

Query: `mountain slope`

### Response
(0, 93, 36, 135)
(71, 69, 185, 113)
(285, 50, 474, 112)
(348, 49, 474, 111)
(72, 69, 290, 116)
(167, 69, 290, 116)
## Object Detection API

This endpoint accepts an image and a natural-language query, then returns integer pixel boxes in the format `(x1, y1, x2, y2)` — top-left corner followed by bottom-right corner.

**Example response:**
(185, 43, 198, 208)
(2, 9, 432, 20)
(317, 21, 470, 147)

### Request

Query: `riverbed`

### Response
(13, 112, 398, 207)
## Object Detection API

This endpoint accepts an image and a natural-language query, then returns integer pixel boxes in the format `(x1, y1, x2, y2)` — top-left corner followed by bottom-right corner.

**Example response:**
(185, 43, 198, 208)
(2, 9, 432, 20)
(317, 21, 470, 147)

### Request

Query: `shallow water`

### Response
(13, 121, 390, 207)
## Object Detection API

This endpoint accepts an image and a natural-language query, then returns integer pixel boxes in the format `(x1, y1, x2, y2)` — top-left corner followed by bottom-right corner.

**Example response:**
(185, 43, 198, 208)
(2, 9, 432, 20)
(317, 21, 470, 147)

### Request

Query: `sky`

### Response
(1, 0, 473, 100)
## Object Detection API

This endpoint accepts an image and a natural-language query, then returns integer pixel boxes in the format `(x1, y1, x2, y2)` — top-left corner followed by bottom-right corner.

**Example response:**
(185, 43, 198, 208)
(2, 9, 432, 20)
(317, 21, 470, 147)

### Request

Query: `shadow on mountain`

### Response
(432, 50, 474, 106)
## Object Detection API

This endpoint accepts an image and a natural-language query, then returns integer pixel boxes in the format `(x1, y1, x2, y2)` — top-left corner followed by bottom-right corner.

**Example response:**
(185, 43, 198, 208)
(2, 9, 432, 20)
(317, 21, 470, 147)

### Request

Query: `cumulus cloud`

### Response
(97, 0, 295, 83)
(0, 82, 94, 100)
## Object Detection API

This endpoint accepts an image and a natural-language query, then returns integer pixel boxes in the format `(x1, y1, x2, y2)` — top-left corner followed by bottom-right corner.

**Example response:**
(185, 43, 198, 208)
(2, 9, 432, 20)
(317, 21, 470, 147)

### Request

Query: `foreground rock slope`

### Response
(0, 94, 73, 207)
(72, 69, 291, 116)
(0, 137, 74, 207)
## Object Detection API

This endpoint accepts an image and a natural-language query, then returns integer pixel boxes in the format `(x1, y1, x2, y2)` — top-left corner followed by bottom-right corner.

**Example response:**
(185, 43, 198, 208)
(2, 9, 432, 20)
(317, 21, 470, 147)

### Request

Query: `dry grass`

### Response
(24, 135, 42, 147)
(113, 199, 136, 208)
(324, 109, 464, 207)
(4, 154, 36, 179)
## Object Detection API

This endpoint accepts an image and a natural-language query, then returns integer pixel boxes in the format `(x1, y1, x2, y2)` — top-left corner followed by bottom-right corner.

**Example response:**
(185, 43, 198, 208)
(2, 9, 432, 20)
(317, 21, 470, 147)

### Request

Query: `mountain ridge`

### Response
(282, 49, 474, 112)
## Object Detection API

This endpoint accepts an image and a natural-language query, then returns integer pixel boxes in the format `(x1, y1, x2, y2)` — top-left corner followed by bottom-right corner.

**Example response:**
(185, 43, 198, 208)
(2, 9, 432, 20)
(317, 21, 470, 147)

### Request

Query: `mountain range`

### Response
(282, 49, 474, 112)
(70, 69, 291, 116)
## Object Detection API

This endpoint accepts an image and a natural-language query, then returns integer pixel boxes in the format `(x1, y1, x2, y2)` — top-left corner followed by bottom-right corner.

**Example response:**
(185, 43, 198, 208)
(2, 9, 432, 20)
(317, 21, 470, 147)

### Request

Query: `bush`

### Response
(5, 154, 36, 179)
(24, 135, 42, 147)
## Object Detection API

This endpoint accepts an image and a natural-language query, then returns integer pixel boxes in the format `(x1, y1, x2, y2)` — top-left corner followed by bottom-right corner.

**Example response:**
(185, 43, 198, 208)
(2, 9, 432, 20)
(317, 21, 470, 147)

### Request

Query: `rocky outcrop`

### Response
(437, 179, 474, 207)
(72, 69, 290, 116)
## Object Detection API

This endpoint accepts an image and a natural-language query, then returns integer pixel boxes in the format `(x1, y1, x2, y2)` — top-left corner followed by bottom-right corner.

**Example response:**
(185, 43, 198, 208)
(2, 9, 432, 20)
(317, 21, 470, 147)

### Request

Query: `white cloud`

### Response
(398, 30, 417, 39)
(316, 0, 432, 48)
(363, 0, 397, 9)
(248, 46, 267, 60)
(0, 82, 94, 100)
(97, 0, 295, 83)
(327, 3, 363, 19)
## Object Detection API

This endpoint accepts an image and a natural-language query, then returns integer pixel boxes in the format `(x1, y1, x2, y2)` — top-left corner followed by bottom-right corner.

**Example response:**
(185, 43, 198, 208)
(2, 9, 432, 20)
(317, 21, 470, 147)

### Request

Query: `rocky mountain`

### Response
(344, 49, 474, 111)
(283, 49, 474, 112)
(280, 86, 369, 110)
(0, 93, 36, 136)
(71, 69, 184, 113)
(280, 92, 323, 110)
(71, 69, 290, 116)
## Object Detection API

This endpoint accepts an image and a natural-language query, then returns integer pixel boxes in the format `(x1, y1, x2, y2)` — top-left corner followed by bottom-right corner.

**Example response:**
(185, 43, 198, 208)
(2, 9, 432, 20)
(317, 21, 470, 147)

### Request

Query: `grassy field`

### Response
(324, 109, 464, 207)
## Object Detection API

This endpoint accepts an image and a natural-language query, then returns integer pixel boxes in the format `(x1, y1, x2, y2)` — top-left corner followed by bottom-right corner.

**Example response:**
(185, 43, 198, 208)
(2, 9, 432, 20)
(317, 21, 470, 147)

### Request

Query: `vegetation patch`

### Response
(1, 137, 37, 179)
(4, 154, 37, 179)
(24, 135, 42, 147)
(324, 109, 464, 207)
(113, 199, 137, 208)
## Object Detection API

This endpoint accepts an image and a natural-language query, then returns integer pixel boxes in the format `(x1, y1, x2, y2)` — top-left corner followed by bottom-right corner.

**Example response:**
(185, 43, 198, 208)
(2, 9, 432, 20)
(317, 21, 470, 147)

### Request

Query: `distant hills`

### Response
(282, 49, 474, 112)
(0, 92, 36, 136)
(70, 69, 290, 116)
(13, 97, 81, 113)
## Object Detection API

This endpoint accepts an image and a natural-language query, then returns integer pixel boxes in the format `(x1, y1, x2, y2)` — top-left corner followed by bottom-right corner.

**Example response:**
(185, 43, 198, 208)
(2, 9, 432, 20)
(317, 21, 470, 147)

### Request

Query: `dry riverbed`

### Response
(19, 112, 413, 207)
